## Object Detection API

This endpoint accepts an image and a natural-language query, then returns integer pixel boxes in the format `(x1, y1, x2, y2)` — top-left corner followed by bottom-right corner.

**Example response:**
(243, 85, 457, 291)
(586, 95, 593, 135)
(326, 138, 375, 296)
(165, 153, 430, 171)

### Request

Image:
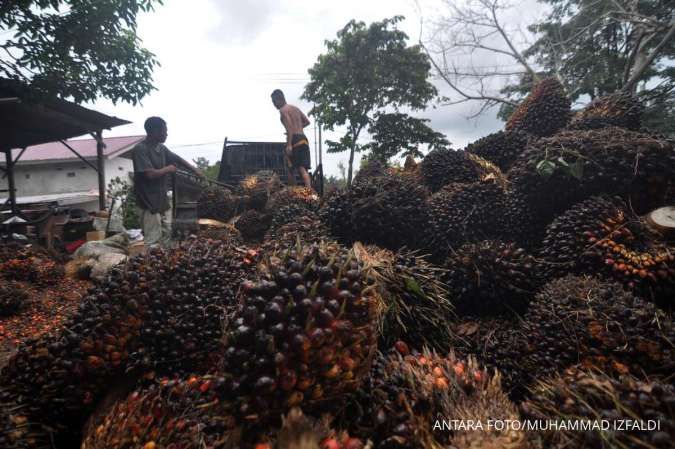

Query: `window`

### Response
(67, 172, 76, 178)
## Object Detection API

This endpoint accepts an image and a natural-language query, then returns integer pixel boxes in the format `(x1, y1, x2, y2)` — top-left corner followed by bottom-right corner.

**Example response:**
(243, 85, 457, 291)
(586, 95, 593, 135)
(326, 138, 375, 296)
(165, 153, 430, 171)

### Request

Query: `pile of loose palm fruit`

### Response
(1, 79, 674, 449)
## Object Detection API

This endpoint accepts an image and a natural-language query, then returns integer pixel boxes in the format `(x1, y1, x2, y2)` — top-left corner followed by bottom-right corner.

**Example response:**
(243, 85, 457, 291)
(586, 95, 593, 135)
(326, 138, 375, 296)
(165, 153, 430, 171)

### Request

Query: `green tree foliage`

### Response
(192, 157, 220, 181)
(499, 0, 674, 133)
(303, 16, 437, 185)
(364, 112, 449, 162)
(0, 0, 163, 104)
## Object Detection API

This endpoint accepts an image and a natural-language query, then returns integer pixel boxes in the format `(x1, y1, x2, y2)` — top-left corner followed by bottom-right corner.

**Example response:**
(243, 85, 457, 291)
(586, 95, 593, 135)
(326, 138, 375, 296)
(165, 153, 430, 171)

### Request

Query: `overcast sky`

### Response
(90, 0, 547, 177)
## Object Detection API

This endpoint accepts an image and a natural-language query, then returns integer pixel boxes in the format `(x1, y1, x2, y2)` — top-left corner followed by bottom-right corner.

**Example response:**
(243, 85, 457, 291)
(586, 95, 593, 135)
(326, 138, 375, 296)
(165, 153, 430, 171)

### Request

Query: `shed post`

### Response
(4, 149, 19, 215)
(95, 130, 106, 210)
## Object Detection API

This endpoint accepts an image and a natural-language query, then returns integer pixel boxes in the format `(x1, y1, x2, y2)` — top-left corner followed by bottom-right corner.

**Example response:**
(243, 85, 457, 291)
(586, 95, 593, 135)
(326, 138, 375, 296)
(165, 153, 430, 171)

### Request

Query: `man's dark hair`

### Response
(144, 116, 166, 134)
(271, 89, 285, 101)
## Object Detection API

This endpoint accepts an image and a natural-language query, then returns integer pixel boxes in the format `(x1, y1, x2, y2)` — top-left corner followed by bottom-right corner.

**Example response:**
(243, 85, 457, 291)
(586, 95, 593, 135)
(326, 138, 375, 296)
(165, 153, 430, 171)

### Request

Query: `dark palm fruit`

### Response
(266, 186, 320, 213)
(264, 211, 332, 254)
(568, 91, 644, 131)
(538, 196, 675, 307)
(235, 209, 272, 241)
(0, 239, 257, 447)
(345, 349, 525, 449)
(270, 203, 319, 232)
(443, 240, 538, 317)
(419, 148, 480, 192)
(507, 127, 675, 220)
(505, 77, 571, 137)
(465, 130, 530, 172)
(198, 223, 244, 245)
(221, 241, 379, 418)
(522, 275, 674, 382)
(320, 188, 355, 245)
(0, 245, 65, 288)
(0, 281, 28, 316)
(522, 368, 675, 449)
(352, 159, 389, 186)
(348, 172, 430, 251)
(425, 181, 507, 260)
(360, 245, 454, 353)
(198, 184, 241, 222)
(240, 170, 282, 210)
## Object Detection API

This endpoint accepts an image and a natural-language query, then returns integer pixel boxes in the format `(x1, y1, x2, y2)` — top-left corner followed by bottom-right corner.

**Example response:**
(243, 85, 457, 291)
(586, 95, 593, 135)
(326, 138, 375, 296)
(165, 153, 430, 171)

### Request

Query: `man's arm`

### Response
(167, 150, 204, 177)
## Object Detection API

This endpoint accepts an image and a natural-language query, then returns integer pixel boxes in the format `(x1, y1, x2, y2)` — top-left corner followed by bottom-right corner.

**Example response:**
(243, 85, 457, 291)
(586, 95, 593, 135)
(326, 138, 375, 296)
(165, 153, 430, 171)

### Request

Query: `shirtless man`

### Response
(271, 89, 312, 188)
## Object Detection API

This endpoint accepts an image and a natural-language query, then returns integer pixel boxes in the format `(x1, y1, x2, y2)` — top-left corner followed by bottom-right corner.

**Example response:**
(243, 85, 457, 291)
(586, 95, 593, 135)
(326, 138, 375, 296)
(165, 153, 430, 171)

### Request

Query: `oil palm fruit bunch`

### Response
(426, 181, 506, 259)
(0, 259, 37, 283)
(351, 348, 528, 449)
(349, 172, 430, 251)
(236, 209, 273, 241)
(353, 244, 453, 353)
(270, 203, 320, 232)
(497, 189, 545, 250)
(0, 240, 257, 447)
(522, 275, 675, 383)
(198, 223, 244, 246)
(505, 77, 571, 137)
(81, 374, 242, 449)
(221, 241, 380, 419)
(263, 212, 330, 253)
(320, 189, 354, 245)
(0, 391, 52, 449)
(465, 130, 529, 172)
(447, 317, 531, 399)
(443, 240, 538, 316)
(353, 159, 389, 186)
(267, 187, 320, 214)
(569, 90, 644, 131)
(539, 196, 675, 307)
(419, 148, 481, 192)
(0, 282, 27, 317)
(522, 368, 675, 449)
(508, 127, 675, 220)
(198, 184, 240, 223)
(240, 170, 282, 210)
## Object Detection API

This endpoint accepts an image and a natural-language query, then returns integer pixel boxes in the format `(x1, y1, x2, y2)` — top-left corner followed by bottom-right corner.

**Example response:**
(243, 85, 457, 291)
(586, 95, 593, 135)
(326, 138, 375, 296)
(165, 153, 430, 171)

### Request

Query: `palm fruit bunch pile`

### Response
(505, 77, 571, 137)
(426, 180, 506, 258)
(0, 392, 52, 449)
(443, 240, 537, 316)
(419, 148, 481, 192)
(266, 186, 320, 214)
(353, 159, 389, 186)
(348, 172, 430, 251)
(198, 223, 244, 246)
(538, 196, 675, 307)
(568, 90, 644, 131)
(0, 249, 64, 288)
(220, 241, 380, 419)
(521, 275, 674, 383)
(197, 184, 240, 222)
(349, 348, 529, 449)
(236, 209, 273, 241)
(264, 210, 330, 252)
(320, 189, 355, 245)
(0, 282, 27, 317)
(270, 203, 319, 231)
(522, 368, 675, 449)
(240, 170, 282, 210)
(507, 127, 675, 222)
(465, 129, 529, 172)
(353, 244, 453, 352)
(0, 240, 257, 447)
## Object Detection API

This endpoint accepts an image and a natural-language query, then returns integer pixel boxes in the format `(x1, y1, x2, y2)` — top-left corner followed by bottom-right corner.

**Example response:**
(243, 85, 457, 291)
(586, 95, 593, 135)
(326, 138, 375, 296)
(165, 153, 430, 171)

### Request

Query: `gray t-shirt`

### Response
(132, 140, 179, 213)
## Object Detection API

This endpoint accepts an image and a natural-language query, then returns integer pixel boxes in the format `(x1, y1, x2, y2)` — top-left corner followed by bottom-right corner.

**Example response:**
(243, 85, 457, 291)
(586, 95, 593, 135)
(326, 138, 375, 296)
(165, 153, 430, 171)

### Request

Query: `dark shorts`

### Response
(290, 134, 311, 170)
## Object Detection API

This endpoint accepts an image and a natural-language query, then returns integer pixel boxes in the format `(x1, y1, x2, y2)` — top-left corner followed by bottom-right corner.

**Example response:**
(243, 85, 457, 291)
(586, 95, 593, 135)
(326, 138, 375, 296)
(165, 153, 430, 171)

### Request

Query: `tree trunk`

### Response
(347, 144, 355, 187)
(623, 23, 675, 93)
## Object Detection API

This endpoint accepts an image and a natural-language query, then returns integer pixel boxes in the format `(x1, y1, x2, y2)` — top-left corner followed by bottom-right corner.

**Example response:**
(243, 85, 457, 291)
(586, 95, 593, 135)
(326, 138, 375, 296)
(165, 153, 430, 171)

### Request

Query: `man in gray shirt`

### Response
(132, 117, 202, 247)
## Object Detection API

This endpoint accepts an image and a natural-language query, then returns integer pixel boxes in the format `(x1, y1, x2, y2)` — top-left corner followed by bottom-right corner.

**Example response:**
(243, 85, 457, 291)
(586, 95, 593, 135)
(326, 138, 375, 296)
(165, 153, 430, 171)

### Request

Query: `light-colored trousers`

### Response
(139, 207, 172, 247)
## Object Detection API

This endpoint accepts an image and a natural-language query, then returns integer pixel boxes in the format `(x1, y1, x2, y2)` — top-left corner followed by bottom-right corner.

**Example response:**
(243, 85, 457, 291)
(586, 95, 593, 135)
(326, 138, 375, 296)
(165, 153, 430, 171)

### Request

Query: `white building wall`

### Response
(0, 156, 134, 197)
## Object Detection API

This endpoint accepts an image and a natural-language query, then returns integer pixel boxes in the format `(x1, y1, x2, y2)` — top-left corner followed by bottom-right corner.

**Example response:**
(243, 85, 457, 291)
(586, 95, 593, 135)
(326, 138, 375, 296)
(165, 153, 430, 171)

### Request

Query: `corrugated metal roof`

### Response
(3, 135, 144, 164)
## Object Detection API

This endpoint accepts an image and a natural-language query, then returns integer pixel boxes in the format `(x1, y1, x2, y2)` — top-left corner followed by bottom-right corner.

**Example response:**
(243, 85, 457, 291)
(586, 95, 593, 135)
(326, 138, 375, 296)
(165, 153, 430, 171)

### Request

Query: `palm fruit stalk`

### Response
(0, 282, 28, 317)
(320, 189, 355, 246)
(465, 130, 530, 172)
(240, 170, 282, 210)
(346, 348, 529, 449)
(266, 186, 320, 214)
(235, 209, 273, 242)
(505, 77, 571, 137)
(522, 368, 675, 449)
(522, 275, 675, 383)
(349, 172, 430, 251)
(507, 127, 675, 220)
(443, 240, 538, 316)
(568, 90, 644, 131)
(353, 244, 453, 353)
(538, 196, 675, 308)
(221, 241, 380, 419)
(197, 184, 241, 223)
(0, 240, 257, 447)
(425, 181, 507, 260)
